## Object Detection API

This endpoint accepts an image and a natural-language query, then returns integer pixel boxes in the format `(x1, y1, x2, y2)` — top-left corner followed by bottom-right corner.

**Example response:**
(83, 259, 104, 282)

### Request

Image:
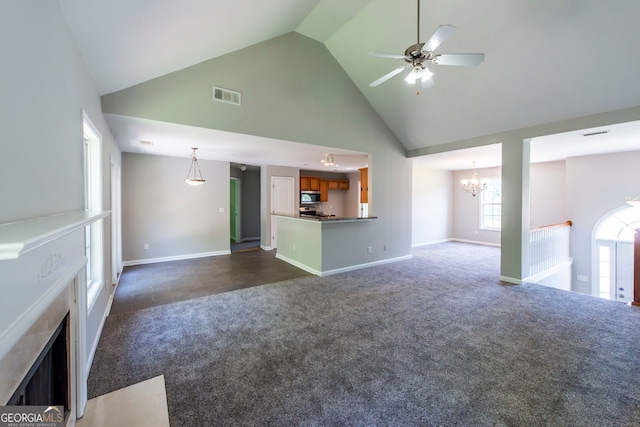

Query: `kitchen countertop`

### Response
(276, 213, 377, 223)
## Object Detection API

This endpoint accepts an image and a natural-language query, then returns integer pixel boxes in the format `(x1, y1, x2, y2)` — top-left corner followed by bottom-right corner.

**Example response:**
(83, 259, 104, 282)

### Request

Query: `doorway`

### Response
(594, 206, 640, 302)
(230, 178, 240, 243)
(230, 166, 262, 253)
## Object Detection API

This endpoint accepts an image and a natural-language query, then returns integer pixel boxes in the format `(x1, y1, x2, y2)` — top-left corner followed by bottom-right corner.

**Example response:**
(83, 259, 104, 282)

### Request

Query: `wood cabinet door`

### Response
(300, 176, 310, 191)
(309, 177, 321, 191)
(327, 180, 339, 190)
(359, 168, 368, 203)
(320, 180, 328, 202)
(338, 180, 349, 190)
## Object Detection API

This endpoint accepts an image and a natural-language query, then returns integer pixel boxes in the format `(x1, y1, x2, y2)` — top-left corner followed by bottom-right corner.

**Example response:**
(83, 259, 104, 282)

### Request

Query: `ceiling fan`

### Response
(368, 0, 484, 93)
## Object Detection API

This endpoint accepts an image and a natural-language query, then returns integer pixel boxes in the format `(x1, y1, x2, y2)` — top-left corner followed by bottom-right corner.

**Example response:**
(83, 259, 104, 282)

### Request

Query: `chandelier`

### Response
(184, 147, 206, 185)
(460, 161, 486, 197)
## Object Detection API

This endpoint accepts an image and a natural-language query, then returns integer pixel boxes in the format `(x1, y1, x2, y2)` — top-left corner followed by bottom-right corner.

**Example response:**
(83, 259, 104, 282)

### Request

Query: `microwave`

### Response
(301, 191, 321, 204)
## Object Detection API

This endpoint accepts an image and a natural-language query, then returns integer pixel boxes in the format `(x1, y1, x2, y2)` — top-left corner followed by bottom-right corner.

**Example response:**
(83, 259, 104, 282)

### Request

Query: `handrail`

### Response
(531, 220, 572, 230)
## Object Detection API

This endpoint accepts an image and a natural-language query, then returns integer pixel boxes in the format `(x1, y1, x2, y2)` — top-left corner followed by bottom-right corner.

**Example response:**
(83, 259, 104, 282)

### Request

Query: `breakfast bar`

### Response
(274, 214, 379, 276)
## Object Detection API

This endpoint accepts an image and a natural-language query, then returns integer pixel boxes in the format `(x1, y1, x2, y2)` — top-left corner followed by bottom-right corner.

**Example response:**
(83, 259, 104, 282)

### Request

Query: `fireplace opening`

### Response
(8, 314, 69, 420)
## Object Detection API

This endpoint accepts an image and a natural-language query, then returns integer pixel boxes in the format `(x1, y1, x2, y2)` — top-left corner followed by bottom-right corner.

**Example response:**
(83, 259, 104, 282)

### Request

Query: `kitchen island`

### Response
(274, 214, 409, 276)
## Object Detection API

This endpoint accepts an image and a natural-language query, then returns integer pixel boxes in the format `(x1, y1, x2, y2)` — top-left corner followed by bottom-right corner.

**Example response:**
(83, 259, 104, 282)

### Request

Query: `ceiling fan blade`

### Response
(421, 76, 434, 89)
(368, 51, 406, 60)
(422, 24, 457, 52)
(369, 66, 407, 87)
(432, 53, 485, 66)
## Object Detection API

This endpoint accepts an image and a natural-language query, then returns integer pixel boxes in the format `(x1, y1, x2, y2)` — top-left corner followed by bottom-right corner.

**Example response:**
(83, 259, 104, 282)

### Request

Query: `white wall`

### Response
(566, 150, 640, 294)
(122, 153, 230, 263)
(411, 166, 452, 246)
(0, 1, 122, 413)
(346, 171, 361, 217)
(530, 161, 567, 228)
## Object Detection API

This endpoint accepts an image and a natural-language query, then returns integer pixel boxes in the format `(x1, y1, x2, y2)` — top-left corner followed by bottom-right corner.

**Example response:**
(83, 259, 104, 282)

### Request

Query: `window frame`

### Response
(479, 177, 502, 231)
(83, 112, 104, 312)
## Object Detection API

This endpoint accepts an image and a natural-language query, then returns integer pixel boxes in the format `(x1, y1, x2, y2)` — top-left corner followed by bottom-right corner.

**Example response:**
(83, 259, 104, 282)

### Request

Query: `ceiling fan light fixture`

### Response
(404, 66, 422, 84)
(404, 65, 432, 85)
(322, 154, 335, 166)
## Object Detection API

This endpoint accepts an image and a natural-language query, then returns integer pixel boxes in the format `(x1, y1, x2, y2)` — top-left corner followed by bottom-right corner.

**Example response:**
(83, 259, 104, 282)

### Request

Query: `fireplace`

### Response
(8, 314, 69, 420)
(0, 211, 109, 424)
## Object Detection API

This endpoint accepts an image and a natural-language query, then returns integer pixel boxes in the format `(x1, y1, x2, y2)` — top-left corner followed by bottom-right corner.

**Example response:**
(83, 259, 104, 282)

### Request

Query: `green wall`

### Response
(103, 32, 413, 265)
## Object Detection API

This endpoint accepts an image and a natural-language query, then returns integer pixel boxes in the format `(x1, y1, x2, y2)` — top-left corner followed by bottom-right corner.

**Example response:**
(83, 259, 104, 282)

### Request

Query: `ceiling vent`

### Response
(581, 130, 609, 137)
(213, 86, 241, 106)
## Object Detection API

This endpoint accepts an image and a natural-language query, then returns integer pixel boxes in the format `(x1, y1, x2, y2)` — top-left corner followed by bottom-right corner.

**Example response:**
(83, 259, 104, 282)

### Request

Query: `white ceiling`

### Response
(57, 0, 640, 170)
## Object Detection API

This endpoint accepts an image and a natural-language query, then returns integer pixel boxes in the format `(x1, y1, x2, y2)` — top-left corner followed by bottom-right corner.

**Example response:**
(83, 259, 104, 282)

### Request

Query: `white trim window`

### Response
(480, 178, 501, 230)
(83, 113, 104, 311)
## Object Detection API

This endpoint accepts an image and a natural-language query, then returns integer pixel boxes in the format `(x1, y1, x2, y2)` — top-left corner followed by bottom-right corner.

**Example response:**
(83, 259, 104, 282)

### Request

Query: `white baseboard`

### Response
(450, 238, 501, 248)
(123, 250, 231, 267)
(412, 238, 452, 247)
(275, 253, 321, 276)
(275, 253, 413, 277)
(320, 255, 413, 276)
(499, 275, 522, 285)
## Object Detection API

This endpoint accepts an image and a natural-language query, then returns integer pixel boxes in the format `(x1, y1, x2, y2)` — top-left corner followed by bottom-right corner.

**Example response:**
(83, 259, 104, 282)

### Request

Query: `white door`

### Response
(616, 241, 634, 303)
(270, 176, 295, 249)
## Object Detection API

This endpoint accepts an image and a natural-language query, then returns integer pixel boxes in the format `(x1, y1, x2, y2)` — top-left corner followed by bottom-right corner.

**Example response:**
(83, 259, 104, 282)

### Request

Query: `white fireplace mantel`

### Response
(0, 209, 110, 418)
(0, 210, 109, 261)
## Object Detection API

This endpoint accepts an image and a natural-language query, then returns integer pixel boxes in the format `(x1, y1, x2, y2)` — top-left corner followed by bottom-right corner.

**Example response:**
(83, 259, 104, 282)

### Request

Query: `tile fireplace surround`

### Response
(0, 210, 108, 426)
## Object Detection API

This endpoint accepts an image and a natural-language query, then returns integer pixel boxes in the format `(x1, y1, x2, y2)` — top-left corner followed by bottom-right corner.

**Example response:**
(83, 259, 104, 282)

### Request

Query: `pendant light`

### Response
(184, 147, 206, 185)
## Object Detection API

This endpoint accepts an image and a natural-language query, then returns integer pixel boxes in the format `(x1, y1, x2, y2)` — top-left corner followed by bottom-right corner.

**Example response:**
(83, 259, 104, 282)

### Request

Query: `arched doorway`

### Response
(594, 206, 640, 302)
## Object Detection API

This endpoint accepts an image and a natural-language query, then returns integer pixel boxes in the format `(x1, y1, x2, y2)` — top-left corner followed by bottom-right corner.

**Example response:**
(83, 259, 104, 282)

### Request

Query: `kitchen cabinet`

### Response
(327, 180, 349, 190)
(300, 176, 310, 191)
(309, 177, 320, 191)
(320, 180, 329, 202)
(301, 176, 320, 191)
(359, 168, 368, 203)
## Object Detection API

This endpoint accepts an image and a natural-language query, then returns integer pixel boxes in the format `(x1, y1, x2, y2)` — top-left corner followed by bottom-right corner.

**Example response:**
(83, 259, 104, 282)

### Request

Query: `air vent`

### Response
(139, 140, 154, 146)
(581, 130, 609, 137)
(213, 86, 241, 106)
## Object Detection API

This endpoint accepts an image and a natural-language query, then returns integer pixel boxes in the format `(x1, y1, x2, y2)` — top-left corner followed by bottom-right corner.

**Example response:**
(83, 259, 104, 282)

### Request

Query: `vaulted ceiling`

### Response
(57, 0, 640, 167)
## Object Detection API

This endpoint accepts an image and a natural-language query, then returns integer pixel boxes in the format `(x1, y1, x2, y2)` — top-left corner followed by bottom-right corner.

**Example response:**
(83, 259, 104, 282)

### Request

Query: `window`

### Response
(480, 178, 501, 230)
(594, 206, 640, 302)
(83, 113, 104, 311)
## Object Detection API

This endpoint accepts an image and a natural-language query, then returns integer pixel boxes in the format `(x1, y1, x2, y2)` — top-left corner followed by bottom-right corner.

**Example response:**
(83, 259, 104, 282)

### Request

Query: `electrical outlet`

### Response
(144, 243, 149, 250)
(219, 207, 225, 213)
(384, 244, 387, 251)
(577, 275, 588, 282)
(293, 244, 296, 251)
(367, 246, 372, 254)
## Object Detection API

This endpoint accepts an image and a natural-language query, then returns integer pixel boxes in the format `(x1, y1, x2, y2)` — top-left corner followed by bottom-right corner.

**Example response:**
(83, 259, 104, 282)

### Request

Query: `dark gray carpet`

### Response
(88, 242, 640, 426)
